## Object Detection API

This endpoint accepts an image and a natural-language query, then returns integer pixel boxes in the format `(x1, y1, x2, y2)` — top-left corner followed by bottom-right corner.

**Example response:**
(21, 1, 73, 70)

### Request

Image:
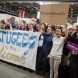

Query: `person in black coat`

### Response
(36, 23, 47, 73)
(68, 29, 78, 78)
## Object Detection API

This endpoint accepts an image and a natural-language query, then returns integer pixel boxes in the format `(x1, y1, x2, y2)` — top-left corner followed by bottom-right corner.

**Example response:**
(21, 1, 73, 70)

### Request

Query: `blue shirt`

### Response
(42, 33, 54, 51)
(12, 22, 17, 29)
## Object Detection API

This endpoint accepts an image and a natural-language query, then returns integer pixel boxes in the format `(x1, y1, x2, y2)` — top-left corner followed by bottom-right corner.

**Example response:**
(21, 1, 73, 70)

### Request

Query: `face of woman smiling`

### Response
(55, 29, 62, 38)
(41, 24, 45, 30)
(47, 27, 52, 34)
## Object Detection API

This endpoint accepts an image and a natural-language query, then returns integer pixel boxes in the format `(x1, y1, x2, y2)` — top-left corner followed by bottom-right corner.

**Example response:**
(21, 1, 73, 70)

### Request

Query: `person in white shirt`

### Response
(48, 26, 68, 78)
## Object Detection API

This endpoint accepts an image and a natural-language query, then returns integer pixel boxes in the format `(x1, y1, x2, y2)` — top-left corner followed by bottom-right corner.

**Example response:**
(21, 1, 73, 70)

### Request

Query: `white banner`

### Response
(0, 29, 40, 70)
(0, 13, 31, 23)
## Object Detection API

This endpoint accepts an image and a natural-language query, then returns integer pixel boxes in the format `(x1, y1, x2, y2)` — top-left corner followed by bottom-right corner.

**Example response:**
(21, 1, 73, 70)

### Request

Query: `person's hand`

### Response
(47, 54, 52, 58)
(72, 51, 77, 55)
(67, 60, 70, 65)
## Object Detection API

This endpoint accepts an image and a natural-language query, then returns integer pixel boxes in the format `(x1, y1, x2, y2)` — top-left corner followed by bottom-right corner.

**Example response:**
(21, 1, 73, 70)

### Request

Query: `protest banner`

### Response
(0, 29, 40, 70)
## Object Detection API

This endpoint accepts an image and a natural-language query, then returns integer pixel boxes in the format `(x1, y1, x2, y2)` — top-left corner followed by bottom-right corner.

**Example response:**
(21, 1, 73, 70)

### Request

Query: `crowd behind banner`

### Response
(0, 17, 78, 78)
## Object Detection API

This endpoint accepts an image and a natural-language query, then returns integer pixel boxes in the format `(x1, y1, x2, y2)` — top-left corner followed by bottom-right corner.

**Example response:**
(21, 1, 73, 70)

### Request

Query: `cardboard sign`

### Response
(40, 4, 69, 25)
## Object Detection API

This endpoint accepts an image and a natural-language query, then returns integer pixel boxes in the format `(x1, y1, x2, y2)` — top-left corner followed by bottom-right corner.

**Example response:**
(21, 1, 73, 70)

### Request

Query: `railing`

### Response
(0, 6, 18, 16)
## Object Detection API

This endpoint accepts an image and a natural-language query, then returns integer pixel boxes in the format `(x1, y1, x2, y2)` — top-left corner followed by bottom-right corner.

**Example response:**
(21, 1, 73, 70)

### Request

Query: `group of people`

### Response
(0, 17, 40, 31)
(0, 17, 78, 78)
(0, 17, 17, 30)
(36, 23, 78, 78)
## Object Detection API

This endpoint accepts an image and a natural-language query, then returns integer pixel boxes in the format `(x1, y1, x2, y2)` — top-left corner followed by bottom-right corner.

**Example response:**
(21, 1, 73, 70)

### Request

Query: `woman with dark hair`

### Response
(36, 23, 47, 74)
(41, 26, 54, 76)
(48, 26, 68, 78)
(39, 23, 47, 32)
(36, 25, 54, 76)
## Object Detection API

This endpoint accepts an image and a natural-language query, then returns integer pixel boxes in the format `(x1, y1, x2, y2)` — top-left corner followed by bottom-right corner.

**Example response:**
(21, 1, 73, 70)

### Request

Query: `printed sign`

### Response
(67, 41, 78, 54)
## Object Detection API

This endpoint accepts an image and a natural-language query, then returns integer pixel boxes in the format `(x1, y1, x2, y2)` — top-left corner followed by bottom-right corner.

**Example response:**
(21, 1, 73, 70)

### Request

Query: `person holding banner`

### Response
(36, 23, 47, 74)
(48, 25, 68, 78)
(11, 17, 17, 29)
(27, 21, 37, 32)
